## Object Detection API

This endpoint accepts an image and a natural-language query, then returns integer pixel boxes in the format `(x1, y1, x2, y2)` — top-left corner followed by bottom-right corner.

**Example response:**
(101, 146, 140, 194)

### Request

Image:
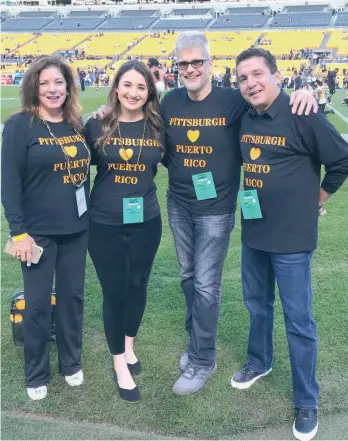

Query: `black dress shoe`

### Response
(113, 372, 140, 403)
(127, 360, 141, 376)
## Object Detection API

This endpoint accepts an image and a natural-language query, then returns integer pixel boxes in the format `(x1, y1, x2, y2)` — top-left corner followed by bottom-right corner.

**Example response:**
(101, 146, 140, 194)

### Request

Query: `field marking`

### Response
(327, 103, 348, 125)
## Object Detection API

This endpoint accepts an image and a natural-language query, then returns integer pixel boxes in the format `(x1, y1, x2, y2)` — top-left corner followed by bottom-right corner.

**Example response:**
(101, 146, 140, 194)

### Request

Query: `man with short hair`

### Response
(232, 47, 348, 441)
(160, 32, 317, 396)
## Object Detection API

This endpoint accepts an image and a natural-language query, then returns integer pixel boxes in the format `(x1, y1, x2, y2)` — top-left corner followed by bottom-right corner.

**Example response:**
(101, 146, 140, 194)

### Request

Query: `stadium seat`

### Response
(1, 18, 54, 31)
(172, 8, 211, 16)
(126, 33, 177, 58)
(270, 12, 331, 28)
(74, 33, 142, 56)
(210, 14, 269, 29)
(45, 17, 105, 31)
(334, 11, 348, 27)
(152, 19, 212, 30)
(207, 31, 262, 57)
(119, 10, 158, 17)
(99, 17, 156, 30)
(13, 33, 90, 57)
(326, 30, 348, 56)
(260, 30, 325, 56)
(286, 5, 328, 12)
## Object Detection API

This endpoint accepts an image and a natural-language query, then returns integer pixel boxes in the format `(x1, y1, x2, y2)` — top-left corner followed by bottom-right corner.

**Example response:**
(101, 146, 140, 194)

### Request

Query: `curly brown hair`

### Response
(98, 60, 163, 151)
(19, 55, 82, 131)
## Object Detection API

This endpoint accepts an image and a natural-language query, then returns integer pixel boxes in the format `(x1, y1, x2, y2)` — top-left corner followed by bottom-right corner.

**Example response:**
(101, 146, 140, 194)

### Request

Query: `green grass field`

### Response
(1, 86, 348, 440)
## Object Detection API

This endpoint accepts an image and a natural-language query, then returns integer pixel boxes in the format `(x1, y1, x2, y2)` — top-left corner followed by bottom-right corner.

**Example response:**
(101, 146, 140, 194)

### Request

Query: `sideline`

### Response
(2, 409, 348, 440)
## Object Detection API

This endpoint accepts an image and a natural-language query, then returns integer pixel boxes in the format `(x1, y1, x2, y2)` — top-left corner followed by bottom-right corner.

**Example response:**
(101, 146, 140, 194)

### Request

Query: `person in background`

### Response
(95, 68, 100, 92)
(326, 68, 339, 103)
(232, 47, 348, 441)
(77, 67, 85, 92)
(84, 60, 163, 403)
(146, 57, 166, 95)
(1, 55, 90, 401)
(294, 72, 303, 90)
(223, 67, 232, 88)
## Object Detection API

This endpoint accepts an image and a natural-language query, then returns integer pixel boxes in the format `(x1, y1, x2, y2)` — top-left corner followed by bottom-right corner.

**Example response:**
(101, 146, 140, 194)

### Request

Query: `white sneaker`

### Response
(65, 370, 84, 387)
(27, 385, 47, 400)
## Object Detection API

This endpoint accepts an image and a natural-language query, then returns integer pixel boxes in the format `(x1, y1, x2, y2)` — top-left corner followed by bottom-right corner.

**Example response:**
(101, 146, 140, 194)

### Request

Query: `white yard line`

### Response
(327, 103, 348, 125)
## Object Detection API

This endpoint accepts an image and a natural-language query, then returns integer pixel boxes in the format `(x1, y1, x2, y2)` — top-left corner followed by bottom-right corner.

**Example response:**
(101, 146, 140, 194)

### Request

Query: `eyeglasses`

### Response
(176, 59, 209, 71)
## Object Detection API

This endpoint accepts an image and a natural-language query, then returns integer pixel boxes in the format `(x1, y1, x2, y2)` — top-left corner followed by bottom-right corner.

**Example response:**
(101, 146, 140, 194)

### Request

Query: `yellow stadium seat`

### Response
(1, 34, 37, 53)
(207, 31, 262, 57)
(260, 30, 325, 56)
(326, 31, 348, 56)
(74, 33, 142, 56)
(14, 34, 90, 56)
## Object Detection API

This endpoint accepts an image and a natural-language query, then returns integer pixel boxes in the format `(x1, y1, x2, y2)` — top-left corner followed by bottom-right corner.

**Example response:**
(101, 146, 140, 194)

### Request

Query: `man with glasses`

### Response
(160, 31, 317, 395)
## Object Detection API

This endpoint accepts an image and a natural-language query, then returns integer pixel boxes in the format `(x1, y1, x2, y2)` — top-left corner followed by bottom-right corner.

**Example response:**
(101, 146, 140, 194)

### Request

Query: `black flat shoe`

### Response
(113, 372, 140, 403)
(127, 360, 141, 376)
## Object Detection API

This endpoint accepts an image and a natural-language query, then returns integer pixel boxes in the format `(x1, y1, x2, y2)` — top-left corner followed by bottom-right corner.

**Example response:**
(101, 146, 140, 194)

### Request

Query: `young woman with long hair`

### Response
(1, 55, 90, 400)
(85, 60, 163, 403)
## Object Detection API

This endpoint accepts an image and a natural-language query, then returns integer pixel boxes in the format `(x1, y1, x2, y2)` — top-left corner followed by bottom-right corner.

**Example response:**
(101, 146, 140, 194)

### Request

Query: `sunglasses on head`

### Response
(176, 59, 209, 71)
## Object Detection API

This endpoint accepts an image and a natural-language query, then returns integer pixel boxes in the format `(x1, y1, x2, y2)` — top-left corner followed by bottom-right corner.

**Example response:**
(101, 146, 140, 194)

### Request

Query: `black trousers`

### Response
(89, 216, 162, 355)
(21, 230, 88, 388)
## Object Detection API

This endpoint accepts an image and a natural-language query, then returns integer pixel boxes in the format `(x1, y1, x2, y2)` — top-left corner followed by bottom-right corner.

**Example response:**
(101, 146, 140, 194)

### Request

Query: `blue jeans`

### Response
(242, 245, 319, 409)
(167, 194, 235, 367)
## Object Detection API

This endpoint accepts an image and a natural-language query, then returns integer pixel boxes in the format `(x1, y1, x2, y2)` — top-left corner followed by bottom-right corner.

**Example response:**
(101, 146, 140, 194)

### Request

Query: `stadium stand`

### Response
(1, 1, 347, 85)
(172, 8, 211, 16)
(45, 17, 105, 31)
(326, 30, 348, 55)
(1, 18, 54, 31)
(210, 13, 269, 29)
(334, 11, 348, 26)
(207, 31, 262, 57)
(74, 33, 142, 56)
(18, 11, 54, 17)
(1, 33, 37, 53)
(260, 30, 325, 56)
(286, 5, 328, 12)
(69, 10, 106, 17)
(13, 34, 90, 57)
(225, 7, 266, 14)
(99, 16, 156, 30)
(126, 33, 177, 57)
(152, 19, 212, 30)
(119, 9, 158, 16)
(270, 12, 332, 27)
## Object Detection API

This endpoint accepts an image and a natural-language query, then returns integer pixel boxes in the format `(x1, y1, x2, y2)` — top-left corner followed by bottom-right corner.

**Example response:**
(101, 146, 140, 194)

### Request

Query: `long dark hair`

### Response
(98, 60, 163, 150)
(19, 55, 82, 131)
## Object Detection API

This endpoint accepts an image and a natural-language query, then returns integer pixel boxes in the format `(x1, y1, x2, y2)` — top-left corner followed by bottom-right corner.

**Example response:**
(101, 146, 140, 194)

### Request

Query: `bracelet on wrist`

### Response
(12, 233, 28, 242)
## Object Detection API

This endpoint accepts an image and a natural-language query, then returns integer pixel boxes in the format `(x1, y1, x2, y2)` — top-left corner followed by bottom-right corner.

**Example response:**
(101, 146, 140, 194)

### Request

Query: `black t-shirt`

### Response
(161, 86, 248, 215)
(1, 113, 90, 236)
(240, 91, 348, 253)
(84, 118, 162, 225)
(327, 70, 337, 85)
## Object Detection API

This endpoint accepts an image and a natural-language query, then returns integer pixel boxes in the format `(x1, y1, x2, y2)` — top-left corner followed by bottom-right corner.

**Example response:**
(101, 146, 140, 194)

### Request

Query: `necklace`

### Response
(40, 115, 91, 188)
(117, 119, 147, 165)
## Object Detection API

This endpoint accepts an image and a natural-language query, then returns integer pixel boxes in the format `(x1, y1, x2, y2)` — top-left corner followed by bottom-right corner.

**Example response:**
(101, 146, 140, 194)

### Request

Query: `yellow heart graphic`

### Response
(250, 147, 261, 161)
(119, 148, 133, 162)
(187, 130, 200, 143)
(63, 146, 77, 158)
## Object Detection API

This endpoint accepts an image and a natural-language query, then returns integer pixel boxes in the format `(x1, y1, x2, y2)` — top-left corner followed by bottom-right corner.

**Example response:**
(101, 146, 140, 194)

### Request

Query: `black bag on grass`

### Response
(10, 289, 57, 346)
